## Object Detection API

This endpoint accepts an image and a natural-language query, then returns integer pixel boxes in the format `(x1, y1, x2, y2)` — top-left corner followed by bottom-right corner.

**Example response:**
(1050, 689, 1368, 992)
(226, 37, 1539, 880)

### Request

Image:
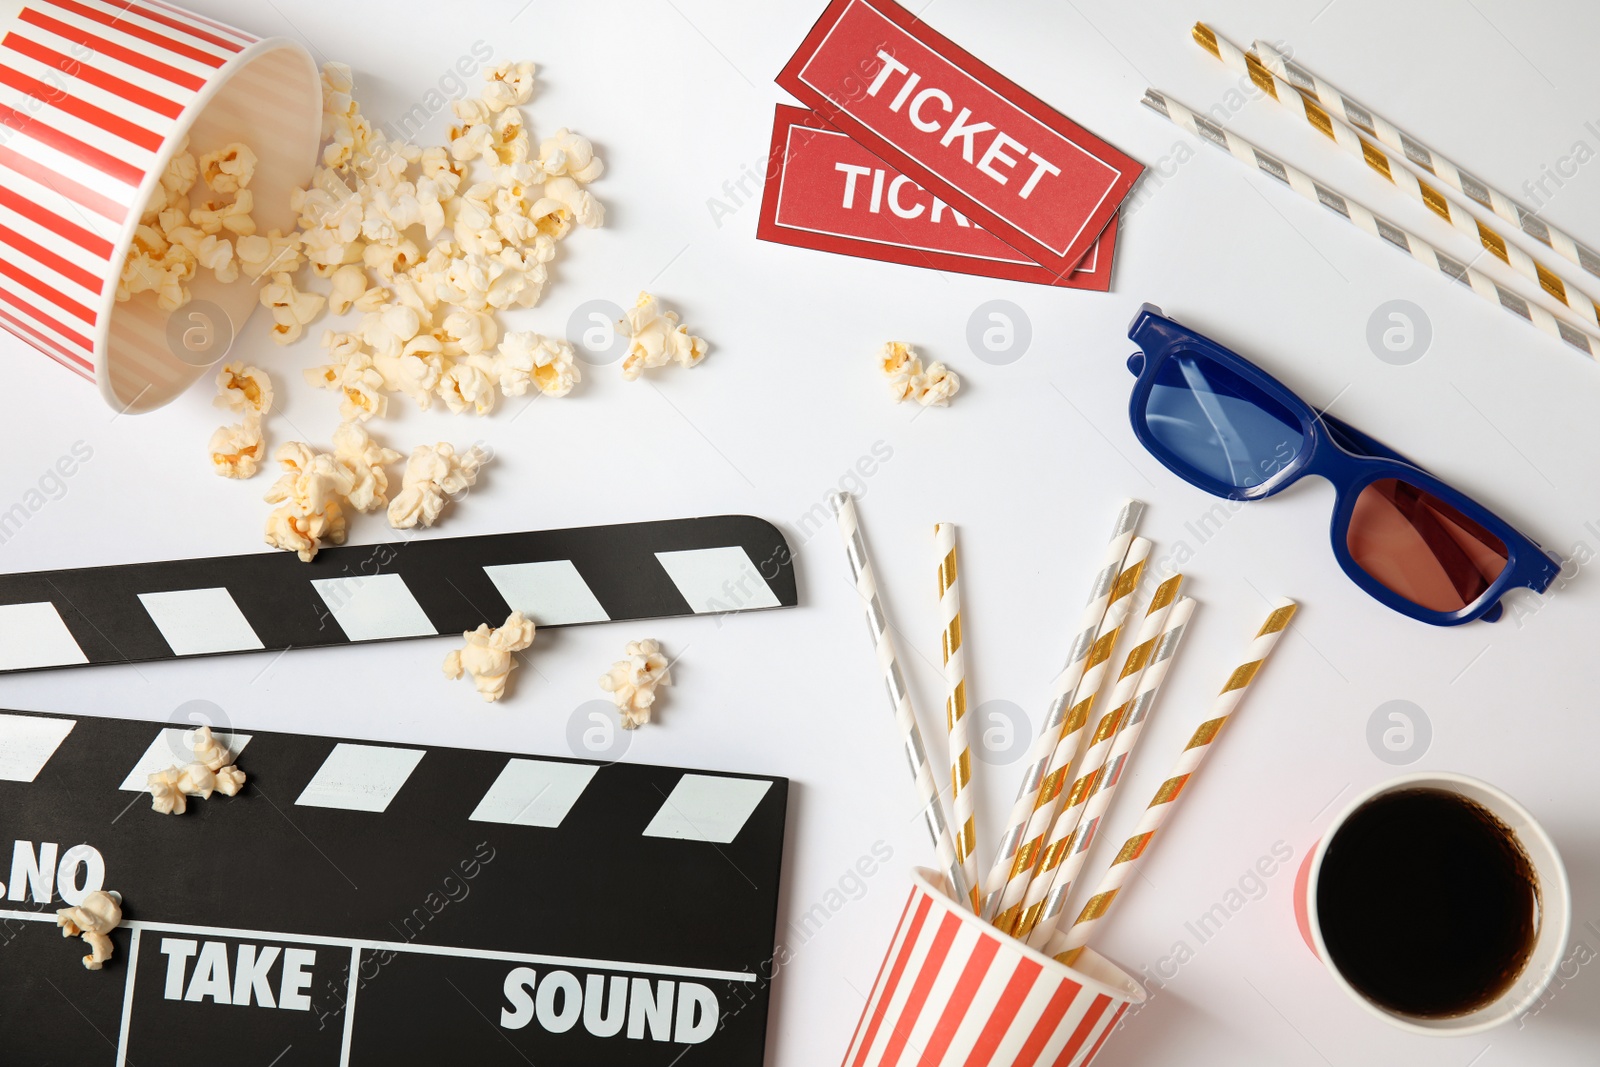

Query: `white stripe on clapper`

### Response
(0, 712, 76, 782)
(137, 587, 264, 657)
(482, 560, 610, 625)
(0, 602, 88, 672)
(340, 945, 360, 1067)
(294, 744, 425, 813)
(310, 575, 437, 642)
(642, 775, 773, 844)
(469, 759, 598, 827)
(0, 910, 757, 982)
(654, 546, 781, 614)
(114, 926, 140, 1067)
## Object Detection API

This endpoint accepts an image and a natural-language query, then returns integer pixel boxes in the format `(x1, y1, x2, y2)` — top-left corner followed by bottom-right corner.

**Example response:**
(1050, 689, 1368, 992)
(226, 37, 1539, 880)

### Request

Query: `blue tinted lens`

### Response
(1143, 350, 1305, 488)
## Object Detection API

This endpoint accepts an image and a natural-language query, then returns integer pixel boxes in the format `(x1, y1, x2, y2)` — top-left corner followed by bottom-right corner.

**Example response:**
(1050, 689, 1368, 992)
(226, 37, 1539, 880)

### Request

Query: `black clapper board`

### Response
(0, 709, 788, 1065)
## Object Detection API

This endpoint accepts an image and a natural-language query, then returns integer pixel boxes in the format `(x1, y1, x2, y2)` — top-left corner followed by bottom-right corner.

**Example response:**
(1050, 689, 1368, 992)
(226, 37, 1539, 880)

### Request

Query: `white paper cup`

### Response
(0, 0, 321, 412)
(1293, 771, 1570, 1036)
(842, 867, 1145, 1067)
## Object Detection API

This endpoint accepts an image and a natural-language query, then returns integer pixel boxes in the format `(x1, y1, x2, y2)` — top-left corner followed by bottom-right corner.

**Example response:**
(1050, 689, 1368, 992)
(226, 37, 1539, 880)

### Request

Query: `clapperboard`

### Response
(0, 516, 797, 673)
(0, 709, 788, 1065)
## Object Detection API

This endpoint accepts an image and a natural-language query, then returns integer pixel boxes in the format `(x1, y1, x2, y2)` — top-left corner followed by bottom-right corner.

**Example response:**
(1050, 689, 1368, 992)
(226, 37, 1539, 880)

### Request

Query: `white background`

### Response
(2, 0, 1599, 1063)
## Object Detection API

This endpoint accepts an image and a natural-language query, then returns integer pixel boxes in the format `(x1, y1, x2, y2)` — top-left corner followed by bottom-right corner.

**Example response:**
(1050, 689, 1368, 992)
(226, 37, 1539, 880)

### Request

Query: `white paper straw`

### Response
(979, 499, 1144, 920)
(1253, 38, 1600, 297)
(1194, 24, 1600, 332)
(1026, 596, 1195, 949)
(831, 492, 972, 910)
(991, 536, 1153, 935)
(1048, 599, 1298, 963)
(1014, 576, 1184, 942)
(935, 522, 980, 912)
(1141, 87, 1600, 358)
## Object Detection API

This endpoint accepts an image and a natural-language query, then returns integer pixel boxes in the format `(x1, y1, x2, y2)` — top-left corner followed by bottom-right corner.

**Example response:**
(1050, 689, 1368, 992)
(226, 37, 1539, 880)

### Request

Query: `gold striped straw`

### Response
(1027, 596, 1195, 949)
(935, 522, 980, 912)
(1013, 575, 1183, 942)
(1194, 24, 1600, 333)
(991, 537, 1152, 935)
(1141, 87, 1600, 357)
(1048, 598, 1298, 965)
(980, 500, 1144, 921)
(1253, 38, 1600, 296)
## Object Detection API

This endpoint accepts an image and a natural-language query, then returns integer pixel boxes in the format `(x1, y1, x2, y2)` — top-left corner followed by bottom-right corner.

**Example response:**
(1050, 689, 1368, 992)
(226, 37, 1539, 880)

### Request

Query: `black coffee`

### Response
(1316, 787, 1539, 1018)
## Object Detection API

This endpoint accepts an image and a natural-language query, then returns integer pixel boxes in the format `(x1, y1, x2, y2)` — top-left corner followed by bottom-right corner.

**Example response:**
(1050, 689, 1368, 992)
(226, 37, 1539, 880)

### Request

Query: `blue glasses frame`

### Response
(1126, 303, 1561, 626)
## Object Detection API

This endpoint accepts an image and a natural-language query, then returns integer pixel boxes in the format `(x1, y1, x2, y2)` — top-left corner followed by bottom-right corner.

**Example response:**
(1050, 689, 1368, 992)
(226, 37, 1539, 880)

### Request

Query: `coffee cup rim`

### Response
(1305, 771, 1571, 1037)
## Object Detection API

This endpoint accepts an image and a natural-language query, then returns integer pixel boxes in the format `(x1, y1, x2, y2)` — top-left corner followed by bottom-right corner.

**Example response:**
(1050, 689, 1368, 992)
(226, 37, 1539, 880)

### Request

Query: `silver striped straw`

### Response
(831, 492, 972, 910)
(979, 499, 1144, 920)
(1027, 596, 1195, 949)
(1141, 88, 1600, 357)
(1013, 574, 1183, 942)
(1195, 24, 1600, 333)
(1253, 39, 1600, 295)
(991, 536, 1152, 935)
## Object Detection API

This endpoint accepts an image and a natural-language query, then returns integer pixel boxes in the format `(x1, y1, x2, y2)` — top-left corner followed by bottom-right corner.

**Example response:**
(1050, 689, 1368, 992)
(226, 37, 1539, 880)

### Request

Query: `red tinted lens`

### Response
(1347, 479, 1509, 613)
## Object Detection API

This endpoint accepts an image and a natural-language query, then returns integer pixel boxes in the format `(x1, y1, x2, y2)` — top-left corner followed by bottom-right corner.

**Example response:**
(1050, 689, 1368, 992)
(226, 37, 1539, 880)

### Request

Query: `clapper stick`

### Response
(0, 515, 797, 673)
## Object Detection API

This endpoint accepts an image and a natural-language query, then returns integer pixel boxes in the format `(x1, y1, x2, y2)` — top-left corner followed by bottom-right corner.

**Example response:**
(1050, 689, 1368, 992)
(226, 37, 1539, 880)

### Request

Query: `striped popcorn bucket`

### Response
(0, 0, 321, 412)
(844, 868, 1144, 1067)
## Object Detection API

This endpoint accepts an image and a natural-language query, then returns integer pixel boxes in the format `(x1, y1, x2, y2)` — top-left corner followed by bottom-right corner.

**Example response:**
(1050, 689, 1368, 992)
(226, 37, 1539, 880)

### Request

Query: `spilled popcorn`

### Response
(917, 362, 961, 407)
(263, 440, 356, 562)
(56, 890, 122, 971)
(620, 292, 708, 381)
(880, 341, 960, 407)
(333, 421, 402, 513)
(443, 610, 536, 702)
(148, 727, 247, 816)
(209, 362, 273, 479)
(261, 270, 326, 345)
(216, 361, 273, 415)
(599, 639, 672, 729)
(388, 441, 489, 530)
(258, 424, 488, 560)
(208, 419, 266, 480)
(194, 60, 729, 565)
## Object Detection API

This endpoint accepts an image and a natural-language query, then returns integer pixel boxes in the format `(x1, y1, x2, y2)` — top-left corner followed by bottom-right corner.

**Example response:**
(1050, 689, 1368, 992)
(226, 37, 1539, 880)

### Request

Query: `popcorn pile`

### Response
(289, 61, 600, 418)
(117, 140, 265, 311)
(444, 610, 537, 702)
(185, 61, 718, 576)
(147, 726, 247, 816)
(599, 638, 672, 729)
(880, 341, 961, 407)
(56, 890, 123, 971)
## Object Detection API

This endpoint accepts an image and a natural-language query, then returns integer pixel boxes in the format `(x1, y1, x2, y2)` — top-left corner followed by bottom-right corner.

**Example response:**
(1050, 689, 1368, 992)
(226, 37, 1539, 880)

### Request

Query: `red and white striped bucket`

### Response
(843, 868, 1145, 1067)
(0, 0, 321, 412)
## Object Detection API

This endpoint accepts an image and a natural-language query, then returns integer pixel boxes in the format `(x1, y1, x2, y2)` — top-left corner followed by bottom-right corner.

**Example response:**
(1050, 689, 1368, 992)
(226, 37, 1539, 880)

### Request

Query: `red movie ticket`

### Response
(757, 104, 1115, 289)
(777, 0, 1142, 276)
